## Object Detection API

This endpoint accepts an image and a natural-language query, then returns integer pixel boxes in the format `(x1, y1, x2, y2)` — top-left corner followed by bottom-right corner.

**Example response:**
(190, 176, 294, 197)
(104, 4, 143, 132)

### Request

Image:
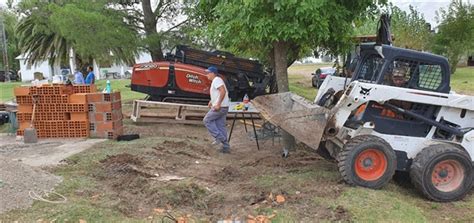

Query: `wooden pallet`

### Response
(131, 100, 211, 124)
(130, 100, 259, 124)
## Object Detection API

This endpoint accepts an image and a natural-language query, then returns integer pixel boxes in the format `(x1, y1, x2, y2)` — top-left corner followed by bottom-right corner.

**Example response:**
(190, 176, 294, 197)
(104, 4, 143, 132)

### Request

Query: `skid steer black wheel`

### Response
(316, 88, 335, 107)
(337, 135, 397, 189)
(410, 144, 472, 202)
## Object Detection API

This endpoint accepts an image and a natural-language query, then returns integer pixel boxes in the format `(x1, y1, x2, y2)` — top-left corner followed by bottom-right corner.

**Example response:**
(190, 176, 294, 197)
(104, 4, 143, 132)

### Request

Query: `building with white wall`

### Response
(16, 52, 152, 82)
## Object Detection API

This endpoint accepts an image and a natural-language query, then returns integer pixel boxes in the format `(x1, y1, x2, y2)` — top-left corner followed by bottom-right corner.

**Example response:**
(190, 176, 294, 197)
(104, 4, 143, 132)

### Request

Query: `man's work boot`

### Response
(220, 141, 230, 153)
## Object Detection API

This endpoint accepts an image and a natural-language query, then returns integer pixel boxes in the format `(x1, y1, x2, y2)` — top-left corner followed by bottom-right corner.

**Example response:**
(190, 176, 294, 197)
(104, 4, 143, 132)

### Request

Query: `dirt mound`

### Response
(152, 140, 210, 160)
(99, 153, 155, 179)
(91, 130, 348, 221)
(101, 153, 143, 166)
(214, 166, 241, 182)
(157, 140, 189, 150)
(96, 150, 214, 217)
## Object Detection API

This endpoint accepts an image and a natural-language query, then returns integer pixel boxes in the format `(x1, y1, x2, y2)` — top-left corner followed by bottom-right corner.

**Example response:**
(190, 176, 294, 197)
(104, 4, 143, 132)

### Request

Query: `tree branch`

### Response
(154, 0, 173, 19)
(159, 19, 188, 36)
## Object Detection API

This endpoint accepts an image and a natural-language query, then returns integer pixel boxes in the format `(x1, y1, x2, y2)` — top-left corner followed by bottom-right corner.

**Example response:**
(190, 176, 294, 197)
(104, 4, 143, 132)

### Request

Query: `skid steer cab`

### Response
(253, 44, 473, 202)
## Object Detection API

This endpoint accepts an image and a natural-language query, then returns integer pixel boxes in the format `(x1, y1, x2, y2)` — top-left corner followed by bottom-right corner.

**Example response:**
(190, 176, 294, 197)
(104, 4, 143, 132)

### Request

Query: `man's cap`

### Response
(205, 66, 218, 74)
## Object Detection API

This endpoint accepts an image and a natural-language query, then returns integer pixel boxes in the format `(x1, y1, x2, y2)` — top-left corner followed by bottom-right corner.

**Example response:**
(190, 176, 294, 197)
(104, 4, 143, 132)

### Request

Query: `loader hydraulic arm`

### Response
(383, 103, 464, 137)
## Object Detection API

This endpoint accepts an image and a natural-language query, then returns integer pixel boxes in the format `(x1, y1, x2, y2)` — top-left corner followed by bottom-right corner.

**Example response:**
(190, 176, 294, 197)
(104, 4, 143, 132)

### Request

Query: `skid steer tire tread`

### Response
(337, 135, 396, 189)
(316, 88, 335, 107)
(410, 144, 472, 202)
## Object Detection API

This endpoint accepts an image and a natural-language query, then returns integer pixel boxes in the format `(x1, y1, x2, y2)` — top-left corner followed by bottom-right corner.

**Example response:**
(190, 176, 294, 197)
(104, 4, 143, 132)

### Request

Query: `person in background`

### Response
(85, 66, 95, 85)
(74, 69, 85, 84)
(203, 66, 231, 153)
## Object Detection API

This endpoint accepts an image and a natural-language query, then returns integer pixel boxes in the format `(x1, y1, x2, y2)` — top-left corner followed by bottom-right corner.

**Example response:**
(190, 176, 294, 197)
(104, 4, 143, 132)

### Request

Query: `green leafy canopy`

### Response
(205, 0, 385, 63)
(49, 3, 139, 64)
(432, 0, 474, 73)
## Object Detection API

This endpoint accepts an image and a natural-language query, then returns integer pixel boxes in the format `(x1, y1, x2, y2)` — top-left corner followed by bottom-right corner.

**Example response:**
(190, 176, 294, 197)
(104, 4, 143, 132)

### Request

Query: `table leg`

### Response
(228, 113, 238, 142)
(242, 113, 248, 132)
(250, 113, 260, 150)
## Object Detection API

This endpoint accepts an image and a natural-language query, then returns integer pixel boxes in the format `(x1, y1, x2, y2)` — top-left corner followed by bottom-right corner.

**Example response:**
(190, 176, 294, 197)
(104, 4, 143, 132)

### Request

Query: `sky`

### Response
(389, 0, 452, 26)
(0, 0, 454, 26)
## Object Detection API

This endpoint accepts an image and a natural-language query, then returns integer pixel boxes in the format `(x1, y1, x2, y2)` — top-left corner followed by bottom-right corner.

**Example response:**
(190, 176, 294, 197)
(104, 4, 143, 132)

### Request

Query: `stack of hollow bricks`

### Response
(87, 92, 123, 139)
(15, 84, 123, 139)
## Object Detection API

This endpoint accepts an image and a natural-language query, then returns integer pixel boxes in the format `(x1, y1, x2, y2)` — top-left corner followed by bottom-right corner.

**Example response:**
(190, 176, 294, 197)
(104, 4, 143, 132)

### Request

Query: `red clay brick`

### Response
(73, 85, 97, 94)
(104, 92, 121, 102)
(88, 113, 104, 122)
(112, 101, 122, 110)
(14, 87, 31, 96)
(16, 113, 32, 121)
(68, 104, 88, 112)
(86, 93, 104, 103)
(71, 113, 88, 121)
(18, 121, 31, 130)
(95, 120, 122, 132)
(16, 130, 24, 136)
(16, 96, 33, 104)
(94, 102, 112, 112)
(18, 105, 33, 113)
(70, 93, 88, 104)
(112, 110, 123, 121)
(90, 126, 123, 139)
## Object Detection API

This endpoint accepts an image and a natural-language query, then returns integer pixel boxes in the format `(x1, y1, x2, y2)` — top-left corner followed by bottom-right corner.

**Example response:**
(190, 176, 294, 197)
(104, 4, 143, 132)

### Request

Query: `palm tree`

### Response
(17, 4, 140, 72)
(16, 12, 70, 67)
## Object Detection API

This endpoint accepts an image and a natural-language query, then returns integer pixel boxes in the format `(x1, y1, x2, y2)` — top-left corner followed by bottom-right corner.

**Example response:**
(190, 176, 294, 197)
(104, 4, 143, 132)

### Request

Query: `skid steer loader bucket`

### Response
(252, 92, 330, 150)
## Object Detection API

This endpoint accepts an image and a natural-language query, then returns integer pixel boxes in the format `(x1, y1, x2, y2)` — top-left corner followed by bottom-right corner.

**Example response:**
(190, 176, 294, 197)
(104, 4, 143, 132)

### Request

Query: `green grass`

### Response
(288, 63, 333, 75)
(0, 122, 12, 133)
(254, 167, 339, 193)
(288, 74, 318, 100)
(95, 79, 146, 102)
(449, 67, 474, 94)
(0, 81, 22, 103)
(335, 187, 427, 222)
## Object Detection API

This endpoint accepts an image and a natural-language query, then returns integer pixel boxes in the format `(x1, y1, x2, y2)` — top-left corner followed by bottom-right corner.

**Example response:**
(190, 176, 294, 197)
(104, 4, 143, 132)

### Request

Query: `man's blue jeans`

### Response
(203, 107, 230, 149)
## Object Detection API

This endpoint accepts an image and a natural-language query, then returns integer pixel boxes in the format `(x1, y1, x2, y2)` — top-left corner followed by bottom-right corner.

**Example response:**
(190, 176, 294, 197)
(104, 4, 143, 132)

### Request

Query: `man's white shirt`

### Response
(210, 76, 230, 107)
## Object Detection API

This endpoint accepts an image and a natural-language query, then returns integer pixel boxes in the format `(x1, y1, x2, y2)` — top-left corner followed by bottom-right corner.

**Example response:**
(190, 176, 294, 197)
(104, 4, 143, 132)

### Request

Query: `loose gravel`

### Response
(0, 156, 62, 214)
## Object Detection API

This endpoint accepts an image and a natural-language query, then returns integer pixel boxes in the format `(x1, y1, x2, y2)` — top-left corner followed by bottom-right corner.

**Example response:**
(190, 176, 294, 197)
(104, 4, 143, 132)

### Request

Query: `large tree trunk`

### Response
(273, 40, 296, 151)
(142, 0, 164, 61)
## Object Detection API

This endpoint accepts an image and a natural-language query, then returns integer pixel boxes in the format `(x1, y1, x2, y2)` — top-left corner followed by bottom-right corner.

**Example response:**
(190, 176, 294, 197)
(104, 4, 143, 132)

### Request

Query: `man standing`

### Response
(74, 69, 85, 84)
(85, 66, 95, 85)
(203, 66, 231, 153)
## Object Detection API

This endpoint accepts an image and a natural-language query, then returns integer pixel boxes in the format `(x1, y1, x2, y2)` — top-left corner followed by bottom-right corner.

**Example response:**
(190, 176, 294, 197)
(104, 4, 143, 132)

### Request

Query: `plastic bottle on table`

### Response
(243, 93, 249, 111)
(105, 80, 112, 93)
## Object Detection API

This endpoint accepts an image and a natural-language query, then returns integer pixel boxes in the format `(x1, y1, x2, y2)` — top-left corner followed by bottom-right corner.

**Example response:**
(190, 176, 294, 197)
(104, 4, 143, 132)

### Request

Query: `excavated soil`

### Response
(93, 122, 350, 221)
